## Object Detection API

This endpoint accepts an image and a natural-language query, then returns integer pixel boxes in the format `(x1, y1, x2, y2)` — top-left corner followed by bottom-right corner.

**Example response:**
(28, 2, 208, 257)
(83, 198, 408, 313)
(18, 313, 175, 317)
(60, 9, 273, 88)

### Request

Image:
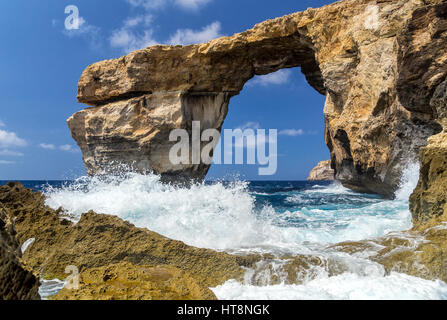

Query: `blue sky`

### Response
(0, 0, 334, 181)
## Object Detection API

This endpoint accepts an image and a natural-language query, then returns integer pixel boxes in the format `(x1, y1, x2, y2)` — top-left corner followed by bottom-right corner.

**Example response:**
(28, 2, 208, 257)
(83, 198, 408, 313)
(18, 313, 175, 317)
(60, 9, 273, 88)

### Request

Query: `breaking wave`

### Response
(41, 161, 447, 300)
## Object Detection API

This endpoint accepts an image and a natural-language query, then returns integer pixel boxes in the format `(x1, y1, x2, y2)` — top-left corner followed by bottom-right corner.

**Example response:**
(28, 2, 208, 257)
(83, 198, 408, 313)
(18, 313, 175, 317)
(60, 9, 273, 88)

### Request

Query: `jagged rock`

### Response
(0, 183, 257, 300)
(0, 202, 40, 300)
(69, 0, 446, 198)
(331, 220, 447, 283)
(53, 262, 216, 300)
(3, 182, 447, 296)
(407, 1, 447, 225)
(410, 83, 447, 225)
(308, 160, 335, 181)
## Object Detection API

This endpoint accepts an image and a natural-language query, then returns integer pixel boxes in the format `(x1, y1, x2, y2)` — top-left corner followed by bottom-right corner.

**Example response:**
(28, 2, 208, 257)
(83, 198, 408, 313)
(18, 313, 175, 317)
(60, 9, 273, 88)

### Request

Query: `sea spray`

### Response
(44, 172, 413, 253)
(44, 165, 419, 252)
(42, 162, 444, 300)
(395, 161, 421, 201)
(212, 273, 447, 300)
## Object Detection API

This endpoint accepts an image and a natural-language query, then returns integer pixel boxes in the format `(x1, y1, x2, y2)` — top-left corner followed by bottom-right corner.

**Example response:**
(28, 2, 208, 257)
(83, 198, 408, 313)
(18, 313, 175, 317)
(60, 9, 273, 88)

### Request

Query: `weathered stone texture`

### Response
(69, 0, 446, 199)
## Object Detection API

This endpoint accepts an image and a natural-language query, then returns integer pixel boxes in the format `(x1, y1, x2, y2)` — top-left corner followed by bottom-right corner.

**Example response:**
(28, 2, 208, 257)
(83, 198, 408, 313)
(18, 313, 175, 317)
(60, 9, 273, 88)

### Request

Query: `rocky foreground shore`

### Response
(0, 182, 261, 300)
(1, 182, 447, 300)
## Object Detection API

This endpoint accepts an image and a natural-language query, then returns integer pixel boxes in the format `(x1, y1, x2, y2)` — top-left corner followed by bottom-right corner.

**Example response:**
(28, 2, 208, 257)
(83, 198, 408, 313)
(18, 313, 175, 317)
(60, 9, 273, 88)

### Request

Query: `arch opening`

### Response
(205, 67, 329, 182)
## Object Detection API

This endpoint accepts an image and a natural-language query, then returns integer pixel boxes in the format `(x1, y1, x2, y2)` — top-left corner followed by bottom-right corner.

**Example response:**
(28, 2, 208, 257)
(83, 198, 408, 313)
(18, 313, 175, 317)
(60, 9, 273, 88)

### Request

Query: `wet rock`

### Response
(331, 225, 447, 283)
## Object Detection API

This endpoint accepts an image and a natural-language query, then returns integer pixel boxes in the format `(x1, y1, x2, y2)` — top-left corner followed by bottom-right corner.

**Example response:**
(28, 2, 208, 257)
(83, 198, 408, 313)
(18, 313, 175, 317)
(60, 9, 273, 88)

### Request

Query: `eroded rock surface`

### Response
(410, 83, 447, 225)
(53, 262, 217, 300)
(0, 183, 256, 300)
(68, 0, 446, 198)
(308, 160, 335, 181)
(4, 182, 447, 298)
(0, 201, 40, 300)
(408, 2, 447, 226)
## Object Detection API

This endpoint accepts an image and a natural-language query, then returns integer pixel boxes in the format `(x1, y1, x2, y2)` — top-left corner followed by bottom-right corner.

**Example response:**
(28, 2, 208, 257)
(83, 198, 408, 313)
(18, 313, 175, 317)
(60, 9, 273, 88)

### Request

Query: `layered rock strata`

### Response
(308, 160, 335, 181)
(0, 183, 257, 300)
(69, 0, 446, 198)
(53, 262, 217, 300)
(407, 2, 447, 225)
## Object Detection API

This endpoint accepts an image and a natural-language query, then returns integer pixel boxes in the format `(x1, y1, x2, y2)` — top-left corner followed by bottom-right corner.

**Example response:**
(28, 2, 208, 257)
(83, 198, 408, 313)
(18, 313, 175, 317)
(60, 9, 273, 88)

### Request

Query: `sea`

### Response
(7, 162, 447, 300)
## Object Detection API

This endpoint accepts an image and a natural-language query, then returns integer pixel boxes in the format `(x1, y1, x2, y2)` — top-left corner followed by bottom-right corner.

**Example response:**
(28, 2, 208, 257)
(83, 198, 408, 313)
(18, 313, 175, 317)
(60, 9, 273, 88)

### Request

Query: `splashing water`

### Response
(41, 161, 447, 300)
(44, 174, 412, 253)
(395, 161, 421, 201)
(212, 274, 447, 300)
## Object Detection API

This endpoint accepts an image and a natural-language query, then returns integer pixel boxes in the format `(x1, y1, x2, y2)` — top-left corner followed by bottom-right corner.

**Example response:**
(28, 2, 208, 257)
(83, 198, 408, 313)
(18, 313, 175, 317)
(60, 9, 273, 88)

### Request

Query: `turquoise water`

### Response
(39, 174, 413, 253)
(11, 164, 447, 300)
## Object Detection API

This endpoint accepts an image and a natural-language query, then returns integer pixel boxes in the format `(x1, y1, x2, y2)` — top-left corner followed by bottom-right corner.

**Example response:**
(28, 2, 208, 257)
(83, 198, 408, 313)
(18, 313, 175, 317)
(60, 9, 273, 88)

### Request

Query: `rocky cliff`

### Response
(405, 2, 447, 226)
(410, 80, 447, 225)
(308, 160, 335, 181)
(68, 0, 446, 198)
(0, 202, 40, 300)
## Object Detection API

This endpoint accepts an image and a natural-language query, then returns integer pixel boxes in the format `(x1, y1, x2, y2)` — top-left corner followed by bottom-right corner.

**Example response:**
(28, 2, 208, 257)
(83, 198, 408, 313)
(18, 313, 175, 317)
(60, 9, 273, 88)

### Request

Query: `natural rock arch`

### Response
(68, 0, 446, 198)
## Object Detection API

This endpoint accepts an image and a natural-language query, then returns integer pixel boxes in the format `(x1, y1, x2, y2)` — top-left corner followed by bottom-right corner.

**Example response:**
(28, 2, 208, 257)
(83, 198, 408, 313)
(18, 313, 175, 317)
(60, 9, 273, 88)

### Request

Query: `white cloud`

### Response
(0, 130, 27, 148)
(113, 0, 220, 53)
(0, 160, 14, 165)
(126, 0, 166, 10)
(123, 15, 153, 28)
(175, 0, 211, 10)
(0, 149, 24, 157)
(111, 12, 221, 52)
(247, 69, 292, 87)
(110, 28, 158, 54)
(63, 17, 98, 37)
(168, 21, 222, 45)
(39, 143, 56, 150)
(63, 16, 101, 49)
(59, 144, 80, 153)
(126, 0, 211, 11)
(236, 122, 261, 131)
(40, 143, 80, 153)
(110, 14, 158, 53)
(279, 129, 305, 136)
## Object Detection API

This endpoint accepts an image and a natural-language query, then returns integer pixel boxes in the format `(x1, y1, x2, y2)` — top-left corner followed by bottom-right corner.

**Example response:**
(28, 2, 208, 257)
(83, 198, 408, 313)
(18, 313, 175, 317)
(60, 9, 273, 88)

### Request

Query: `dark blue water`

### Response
(3, 180, 381, 216)
(5, 174, 439, 300)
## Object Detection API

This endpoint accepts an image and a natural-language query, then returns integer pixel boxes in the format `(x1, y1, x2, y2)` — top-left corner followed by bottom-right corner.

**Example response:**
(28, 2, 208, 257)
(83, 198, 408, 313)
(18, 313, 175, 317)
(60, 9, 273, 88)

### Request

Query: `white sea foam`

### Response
(306, 181, 356, 194)
(43, 174, 413, 253)
(43, 161, 420, 253)
(38, 279, 66, 300)
(395, 161, 420, 201)
(212, 273, 447, 300)
(41, 162, 442, 300)
(45, 174, 281, 251)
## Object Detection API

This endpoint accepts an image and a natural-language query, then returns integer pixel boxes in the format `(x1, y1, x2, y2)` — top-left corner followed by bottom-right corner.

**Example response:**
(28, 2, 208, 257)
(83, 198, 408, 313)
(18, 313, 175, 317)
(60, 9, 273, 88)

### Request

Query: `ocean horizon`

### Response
(5, 167, 444, 300)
